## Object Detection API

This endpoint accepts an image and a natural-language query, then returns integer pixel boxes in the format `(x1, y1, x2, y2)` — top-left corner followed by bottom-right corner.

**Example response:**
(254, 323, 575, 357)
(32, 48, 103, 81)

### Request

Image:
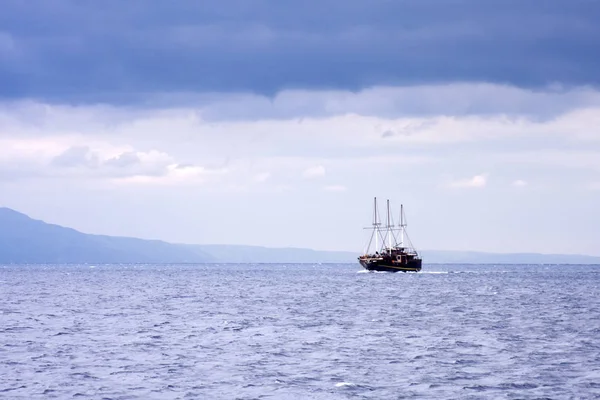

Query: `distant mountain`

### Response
(0, 207, 213, 263)
(419, 250, 600, 265)
(187, 244, 355, 264)
(0, 207, 352, 264)
(1, 207, 599, 264)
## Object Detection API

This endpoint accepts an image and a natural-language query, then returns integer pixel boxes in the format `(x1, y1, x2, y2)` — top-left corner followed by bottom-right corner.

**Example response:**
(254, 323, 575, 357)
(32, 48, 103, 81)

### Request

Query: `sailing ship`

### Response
(358, 197, 423, 272)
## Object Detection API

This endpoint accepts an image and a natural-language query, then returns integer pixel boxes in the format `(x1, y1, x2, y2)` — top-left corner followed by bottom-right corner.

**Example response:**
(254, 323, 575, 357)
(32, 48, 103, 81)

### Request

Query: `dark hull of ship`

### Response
(359, 258, 422, 273)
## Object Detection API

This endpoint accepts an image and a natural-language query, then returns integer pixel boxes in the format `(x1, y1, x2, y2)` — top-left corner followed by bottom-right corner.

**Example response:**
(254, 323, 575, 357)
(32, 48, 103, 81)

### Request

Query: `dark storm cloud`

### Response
(1, 0, 599, 103)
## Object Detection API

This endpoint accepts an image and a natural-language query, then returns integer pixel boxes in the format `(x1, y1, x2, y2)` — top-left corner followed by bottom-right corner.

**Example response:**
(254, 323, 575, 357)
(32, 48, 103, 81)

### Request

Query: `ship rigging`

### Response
(358, 197, 422, 272)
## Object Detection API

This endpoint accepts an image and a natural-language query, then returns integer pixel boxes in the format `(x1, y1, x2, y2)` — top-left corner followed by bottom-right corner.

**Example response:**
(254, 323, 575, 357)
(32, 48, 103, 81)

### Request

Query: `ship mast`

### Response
(373, 197, 380, 252)
(364, 197, 384, 254)
(386, 199, 392, 253)
(399, 204, 405, 247)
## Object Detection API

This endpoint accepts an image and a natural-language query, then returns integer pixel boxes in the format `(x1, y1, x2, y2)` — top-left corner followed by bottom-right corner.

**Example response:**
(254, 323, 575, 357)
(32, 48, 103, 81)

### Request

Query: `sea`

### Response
(1, 263, 599, 399)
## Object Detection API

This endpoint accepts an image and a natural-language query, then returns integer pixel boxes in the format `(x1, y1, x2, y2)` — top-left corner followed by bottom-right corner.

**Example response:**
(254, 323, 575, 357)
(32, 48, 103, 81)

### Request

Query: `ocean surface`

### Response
(1, 263, 599, 399)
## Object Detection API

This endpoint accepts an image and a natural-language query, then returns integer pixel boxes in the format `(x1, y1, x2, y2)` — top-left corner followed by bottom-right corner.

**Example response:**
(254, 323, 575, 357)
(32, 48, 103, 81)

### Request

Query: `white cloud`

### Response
(302, 165, 326, 178)
(488, 150, 600, 172)
(150, 83, 600, 122)
(0, 136, 224, 185)
(324, 185, 347, 192)
(112, 164, 228, 186)
(253, 172, 271, 183)
(4, 96, 600, 193)
(51, 145, 102, 168)
(2, 94, 600, 195)
(3, 94, 600, 161)
(513, 179, 528, 187)
(448, 174, 488, 188)
(0, 137, 77, 161)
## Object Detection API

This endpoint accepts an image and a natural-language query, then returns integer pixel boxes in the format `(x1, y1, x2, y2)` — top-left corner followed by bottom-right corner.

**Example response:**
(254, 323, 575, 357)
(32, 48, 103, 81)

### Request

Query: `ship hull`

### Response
(359, 257, 422, 273)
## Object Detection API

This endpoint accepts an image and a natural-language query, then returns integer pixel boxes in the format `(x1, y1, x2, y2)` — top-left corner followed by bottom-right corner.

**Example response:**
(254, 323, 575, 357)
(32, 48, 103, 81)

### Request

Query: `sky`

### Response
(1, 0, 600, 255)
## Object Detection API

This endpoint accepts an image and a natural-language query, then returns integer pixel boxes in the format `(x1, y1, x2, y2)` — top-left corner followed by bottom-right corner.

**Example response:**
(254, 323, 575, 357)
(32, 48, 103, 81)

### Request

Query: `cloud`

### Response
(51, 146, 100, 168)
(112, 164, 228, 186)
(0, 135, 224, 185)
(51, 147, 175, 180)
(2, 92, 600, 193)
(1, 1, 599, 102)
(324, 185, 347, 192)
(4, 84, 600, 135)
(302, 165, 326, 178)
(381, 130, 395, 138)
(104, 151, 141, 168)
(119, 84, 600, 122)
(587, 182, 600, 191)
(513, 179, 528, 187)
(448, 174, 488, 188)
(253, 172, 271, 183)
(489, 149, 600, 172)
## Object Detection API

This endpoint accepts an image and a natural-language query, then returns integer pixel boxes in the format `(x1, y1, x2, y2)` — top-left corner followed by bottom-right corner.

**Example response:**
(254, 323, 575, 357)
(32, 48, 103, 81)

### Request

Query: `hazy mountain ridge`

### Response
(0, 207, 214, 264)
(185, 244, 356, 264)
(419, 250, 600, 265)
(1, 207, 599, 264)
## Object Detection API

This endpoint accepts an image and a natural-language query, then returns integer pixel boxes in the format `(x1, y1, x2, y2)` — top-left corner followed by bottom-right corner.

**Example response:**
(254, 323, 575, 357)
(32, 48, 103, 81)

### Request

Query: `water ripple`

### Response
(1, 263, 599, 399)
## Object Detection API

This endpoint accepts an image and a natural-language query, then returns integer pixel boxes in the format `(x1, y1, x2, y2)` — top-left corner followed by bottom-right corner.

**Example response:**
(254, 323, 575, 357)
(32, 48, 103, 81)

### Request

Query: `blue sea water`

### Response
(1, 263, 599, 399)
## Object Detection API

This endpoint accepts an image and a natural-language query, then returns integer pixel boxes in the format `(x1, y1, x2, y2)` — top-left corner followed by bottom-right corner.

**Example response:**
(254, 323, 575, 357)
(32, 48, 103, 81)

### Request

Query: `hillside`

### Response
(0, 207, 213, 263)
(0, 207, 353, 264)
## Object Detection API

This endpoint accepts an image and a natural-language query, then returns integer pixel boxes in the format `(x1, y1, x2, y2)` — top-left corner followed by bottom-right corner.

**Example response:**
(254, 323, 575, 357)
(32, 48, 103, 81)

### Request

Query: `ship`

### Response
(358, 197, 423, 272)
